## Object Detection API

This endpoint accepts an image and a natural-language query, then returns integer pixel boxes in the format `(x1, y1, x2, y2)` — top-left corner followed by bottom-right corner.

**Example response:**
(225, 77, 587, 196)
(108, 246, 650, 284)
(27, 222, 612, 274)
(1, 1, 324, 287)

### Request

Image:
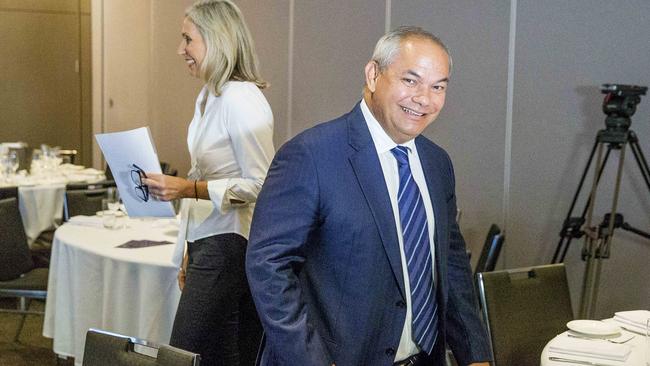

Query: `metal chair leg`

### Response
(13, 297, 30, 343)
(14, 313, 27, 343)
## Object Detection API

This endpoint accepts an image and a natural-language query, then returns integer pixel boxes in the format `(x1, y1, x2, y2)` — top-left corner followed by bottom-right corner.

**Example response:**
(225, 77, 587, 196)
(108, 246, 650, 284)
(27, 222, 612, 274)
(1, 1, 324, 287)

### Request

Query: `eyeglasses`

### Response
(130, 164, 149, 202)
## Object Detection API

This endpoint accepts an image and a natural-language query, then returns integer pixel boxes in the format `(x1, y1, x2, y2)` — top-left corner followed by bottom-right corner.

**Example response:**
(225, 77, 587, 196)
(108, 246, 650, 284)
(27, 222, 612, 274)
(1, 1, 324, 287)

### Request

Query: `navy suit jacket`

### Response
(246, 104, 491, 366)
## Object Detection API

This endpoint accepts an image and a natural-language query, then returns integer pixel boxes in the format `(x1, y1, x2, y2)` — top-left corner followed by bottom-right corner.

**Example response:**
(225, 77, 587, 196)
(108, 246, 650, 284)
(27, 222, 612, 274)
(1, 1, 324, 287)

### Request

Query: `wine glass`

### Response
(31, 149, 42, 174)
(8, 151, 19, 174)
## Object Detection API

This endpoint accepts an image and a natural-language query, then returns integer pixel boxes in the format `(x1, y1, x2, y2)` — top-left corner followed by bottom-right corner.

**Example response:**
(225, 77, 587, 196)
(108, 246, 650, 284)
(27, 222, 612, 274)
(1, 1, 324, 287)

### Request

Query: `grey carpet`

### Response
(0, 298, 73, 366)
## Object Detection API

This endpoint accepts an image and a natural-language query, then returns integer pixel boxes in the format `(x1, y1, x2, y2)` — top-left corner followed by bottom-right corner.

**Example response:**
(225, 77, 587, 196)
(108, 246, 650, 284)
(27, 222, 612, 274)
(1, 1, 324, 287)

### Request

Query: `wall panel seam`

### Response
(385, 0, 391, 33)
(503, 0, 517, 267)
(286, 0, 294, 140)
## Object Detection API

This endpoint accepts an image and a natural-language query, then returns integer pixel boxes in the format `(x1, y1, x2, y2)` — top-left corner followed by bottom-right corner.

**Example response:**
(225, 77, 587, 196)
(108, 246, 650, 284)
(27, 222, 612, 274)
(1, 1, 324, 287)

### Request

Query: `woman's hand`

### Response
(142, 173, 193, 201)
(178, 252, 189, 291)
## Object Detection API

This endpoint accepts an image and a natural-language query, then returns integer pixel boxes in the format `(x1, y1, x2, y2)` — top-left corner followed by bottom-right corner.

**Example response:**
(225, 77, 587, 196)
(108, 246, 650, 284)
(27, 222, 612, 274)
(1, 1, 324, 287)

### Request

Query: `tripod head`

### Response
(601, 84, 647, 133)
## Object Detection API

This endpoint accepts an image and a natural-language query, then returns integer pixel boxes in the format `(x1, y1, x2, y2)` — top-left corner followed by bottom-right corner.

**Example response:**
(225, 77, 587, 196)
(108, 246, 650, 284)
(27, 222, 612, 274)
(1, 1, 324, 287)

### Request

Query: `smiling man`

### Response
(246, 26, 492, 366)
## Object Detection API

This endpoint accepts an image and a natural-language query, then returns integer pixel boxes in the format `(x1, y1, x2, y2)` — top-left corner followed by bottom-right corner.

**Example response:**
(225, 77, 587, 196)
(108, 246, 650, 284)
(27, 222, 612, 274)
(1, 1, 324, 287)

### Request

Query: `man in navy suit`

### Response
(246, 26, 492, 366)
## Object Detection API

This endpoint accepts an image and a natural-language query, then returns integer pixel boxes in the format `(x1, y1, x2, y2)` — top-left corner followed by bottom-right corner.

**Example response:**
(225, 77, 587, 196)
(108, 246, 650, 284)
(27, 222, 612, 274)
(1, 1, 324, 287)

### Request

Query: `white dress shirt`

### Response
(172, 81, 274, 266)
(360, 99, 436, 362)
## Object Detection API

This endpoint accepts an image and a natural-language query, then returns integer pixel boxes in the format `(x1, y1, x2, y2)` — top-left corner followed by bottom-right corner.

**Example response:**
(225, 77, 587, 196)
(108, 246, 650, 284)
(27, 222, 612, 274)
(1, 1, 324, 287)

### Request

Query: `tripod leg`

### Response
(579, 143, 605, 318)
(554, 143, 614, 263)
(580, 141, 628, 318)
(579, 145, 614, 219)
(553, 140, 599, 263)
(566, 140, 600, 220)
(629, 138, 650, 192)
(553, 236, 569, 264)
(601, 144, 626, 259)
(586, 254, 605, 319)
(579, 237, 599, 318)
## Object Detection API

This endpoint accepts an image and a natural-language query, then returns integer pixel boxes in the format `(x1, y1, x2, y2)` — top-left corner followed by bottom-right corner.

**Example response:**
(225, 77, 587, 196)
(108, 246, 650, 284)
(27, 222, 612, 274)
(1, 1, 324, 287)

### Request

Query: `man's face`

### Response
(364, 37, 450, 144)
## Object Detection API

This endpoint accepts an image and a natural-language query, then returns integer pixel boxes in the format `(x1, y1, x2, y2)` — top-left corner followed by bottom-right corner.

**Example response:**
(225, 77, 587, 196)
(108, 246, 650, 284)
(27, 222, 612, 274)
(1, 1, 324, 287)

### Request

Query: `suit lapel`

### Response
(347, 104, 406, 299)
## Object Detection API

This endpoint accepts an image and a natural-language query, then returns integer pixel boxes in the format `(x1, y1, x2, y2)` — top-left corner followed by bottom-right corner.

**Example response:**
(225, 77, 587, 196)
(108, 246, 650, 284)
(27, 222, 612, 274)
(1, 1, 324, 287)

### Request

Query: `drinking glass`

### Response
(31, 149, 42, 173)
(1, 152, 16, 182)
(102, 198, 119, 229)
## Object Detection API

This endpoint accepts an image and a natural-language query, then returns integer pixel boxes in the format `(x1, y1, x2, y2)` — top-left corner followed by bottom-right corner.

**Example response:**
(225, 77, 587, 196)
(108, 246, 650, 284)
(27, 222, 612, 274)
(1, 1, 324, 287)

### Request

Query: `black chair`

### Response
(0, 197, 49, 342)
(0, 186, 19, 201)
(8, 145, 32, 172)
(83, 328, 200, 366)
(64, 188, 110, 221)
(105, 163, 115, 181)
(476, 264, 574, 366)
(65, 180, 117, 191)
(474, 224, 505, 276)
(58, 149, 78, 164)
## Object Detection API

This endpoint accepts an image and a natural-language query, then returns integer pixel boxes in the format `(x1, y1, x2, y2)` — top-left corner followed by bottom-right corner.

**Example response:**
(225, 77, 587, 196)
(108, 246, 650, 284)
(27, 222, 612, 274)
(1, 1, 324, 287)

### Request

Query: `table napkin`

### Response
(548, 335, 631, 361)
(116, 240, 173, 249)
(67, 215, 104, 228)
(613, 310, 650, 334)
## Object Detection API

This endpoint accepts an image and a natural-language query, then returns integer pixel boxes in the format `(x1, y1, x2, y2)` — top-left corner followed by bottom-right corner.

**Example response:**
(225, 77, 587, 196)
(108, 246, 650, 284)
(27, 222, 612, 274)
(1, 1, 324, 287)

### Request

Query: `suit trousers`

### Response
(170, 233, 262, 366)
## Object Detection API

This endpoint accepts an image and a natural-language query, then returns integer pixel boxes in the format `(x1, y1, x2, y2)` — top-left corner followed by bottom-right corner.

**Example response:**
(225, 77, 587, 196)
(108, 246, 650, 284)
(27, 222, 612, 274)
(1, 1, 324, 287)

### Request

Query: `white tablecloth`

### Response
(541, 320, 647, 366)
(18, 184, 66, 245)
(43, 217, 182, 365)
(8, 164, 106, 245)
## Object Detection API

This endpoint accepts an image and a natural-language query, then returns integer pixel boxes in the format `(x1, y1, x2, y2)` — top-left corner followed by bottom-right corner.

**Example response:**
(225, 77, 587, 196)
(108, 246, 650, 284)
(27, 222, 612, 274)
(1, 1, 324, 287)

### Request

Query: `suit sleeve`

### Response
(442, 156, 493, 365)
(245, 136, 332, 366)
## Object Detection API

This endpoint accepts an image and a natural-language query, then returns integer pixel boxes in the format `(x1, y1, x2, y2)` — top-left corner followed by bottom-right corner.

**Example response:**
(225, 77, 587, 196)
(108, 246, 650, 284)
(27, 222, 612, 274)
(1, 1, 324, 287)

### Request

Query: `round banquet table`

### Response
(18, 183, 66, 245)
(541, 321, 646, 366)
(2, 164, 106, 245)
(43, 217, 182, 365)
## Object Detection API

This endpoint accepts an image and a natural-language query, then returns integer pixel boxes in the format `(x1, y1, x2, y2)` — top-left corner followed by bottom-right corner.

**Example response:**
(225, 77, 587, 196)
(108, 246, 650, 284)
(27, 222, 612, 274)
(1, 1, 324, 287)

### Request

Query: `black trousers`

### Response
(169, 233, 262, 366)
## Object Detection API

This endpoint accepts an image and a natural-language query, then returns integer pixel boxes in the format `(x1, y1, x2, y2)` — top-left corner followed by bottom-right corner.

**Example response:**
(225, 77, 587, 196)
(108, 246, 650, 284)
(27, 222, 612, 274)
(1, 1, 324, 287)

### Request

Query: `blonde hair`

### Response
(186, 0, 267, 95)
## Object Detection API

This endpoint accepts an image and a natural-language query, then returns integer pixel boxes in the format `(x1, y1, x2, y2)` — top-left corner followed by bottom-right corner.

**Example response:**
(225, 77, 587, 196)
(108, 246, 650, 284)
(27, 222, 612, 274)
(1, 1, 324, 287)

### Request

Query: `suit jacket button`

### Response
(395, 300, 406, 308)
(385, 348, 395, 356)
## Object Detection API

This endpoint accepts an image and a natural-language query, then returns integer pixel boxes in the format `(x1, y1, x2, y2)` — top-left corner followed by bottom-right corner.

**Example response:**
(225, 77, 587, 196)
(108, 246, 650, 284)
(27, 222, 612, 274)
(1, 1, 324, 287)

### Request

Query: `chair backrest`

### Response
(65, 180, 117, 191)
(105, 163, 114, 181)
(0, 186, 19, 202)
(83, 329, 200, 366)
(58, 149, 78, 164)
(477, 263, 574, 366)
(9, 146, 32, 172)
(0, 197, 34, 281)
(474, 224, 505, 276)
(64, 188, 109, 221)
(157, 345, 201, 366)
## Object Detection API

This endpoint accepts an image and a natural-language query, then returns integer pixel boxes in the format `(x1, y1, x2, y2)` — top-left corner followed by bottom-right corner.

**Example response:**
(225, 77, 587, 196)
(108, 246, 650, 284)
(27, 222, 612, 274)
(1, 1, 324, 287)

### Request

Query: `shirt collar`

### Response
(360, 98, 416, 154)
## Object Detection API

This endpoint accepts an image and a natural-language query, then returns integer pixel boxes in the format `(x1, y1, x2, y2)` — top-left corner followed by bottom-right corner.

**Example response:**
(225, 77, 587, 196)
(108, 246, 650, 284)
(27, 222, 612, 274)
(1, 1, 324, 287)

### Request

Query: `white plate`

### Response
(567, 320, 621, 336)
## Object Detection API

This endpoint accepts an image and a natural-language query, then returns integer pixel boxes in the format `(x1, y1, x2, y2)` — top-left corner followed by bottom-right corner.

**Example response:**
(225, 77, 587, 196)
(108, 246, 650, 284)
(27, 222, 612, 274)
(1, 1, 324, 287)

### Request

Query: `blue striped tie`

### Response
(391, 145, 438, 355)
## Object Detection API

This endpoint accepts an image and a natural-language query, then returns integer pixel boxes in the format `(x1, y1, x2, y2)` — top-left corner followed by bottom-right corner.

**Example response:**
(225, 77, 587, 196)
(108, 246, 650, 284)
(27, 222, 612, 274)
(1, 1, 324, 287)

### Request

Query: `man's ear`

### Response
(364, 61, 379, 93)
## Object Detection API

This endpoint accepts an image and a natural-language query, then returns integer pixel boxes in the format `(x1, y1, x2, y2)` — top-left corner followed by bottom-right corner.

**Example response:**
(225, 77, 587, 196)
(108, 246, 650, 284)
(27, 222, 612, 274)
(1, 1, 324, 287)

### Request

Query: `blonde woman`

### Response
(143, 1, 272, 365)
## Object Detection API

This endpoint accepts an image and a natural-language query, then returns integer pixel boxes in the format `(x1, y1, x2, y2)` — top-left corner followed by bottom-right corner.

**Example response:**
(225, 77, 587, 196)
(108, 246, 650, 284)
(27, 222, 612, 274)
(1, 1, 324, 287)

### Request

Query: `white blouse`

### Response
(173, 81, 274, 265)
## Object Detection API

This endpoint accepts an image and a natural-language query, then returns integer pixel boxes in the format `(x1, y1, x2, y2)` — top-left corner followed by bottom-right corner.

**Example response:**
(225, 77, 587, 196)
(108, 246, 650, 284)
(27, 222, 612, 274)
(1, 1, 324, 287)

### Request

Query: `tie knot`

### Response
(390, 146, 410, 166)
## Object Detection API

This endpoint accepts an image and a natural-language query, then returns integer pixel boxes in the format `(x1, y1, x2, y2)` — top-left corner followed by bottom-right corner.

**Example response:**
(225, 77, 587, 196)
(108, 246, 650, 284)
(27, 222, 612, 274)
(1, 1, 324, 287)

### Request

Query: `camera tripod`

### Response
(551, 84, 650, 319)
